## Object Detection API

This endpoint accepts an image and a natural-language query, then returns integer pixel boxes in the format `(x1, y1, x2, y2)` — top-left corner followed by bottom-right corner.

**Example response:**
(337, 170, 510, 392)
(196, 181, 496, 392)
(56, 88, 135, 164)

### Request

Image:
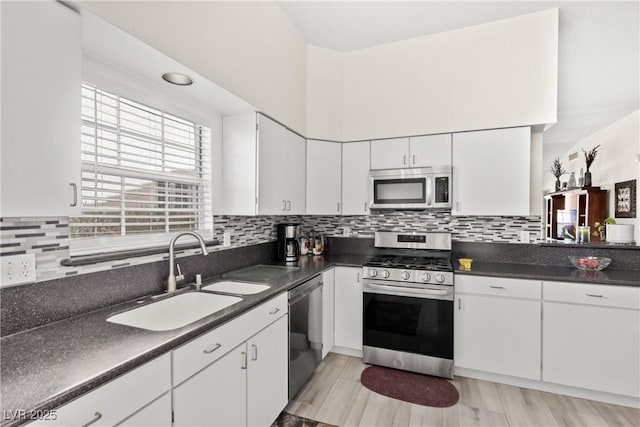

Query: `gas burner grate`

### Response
(366, 255, 453, 272)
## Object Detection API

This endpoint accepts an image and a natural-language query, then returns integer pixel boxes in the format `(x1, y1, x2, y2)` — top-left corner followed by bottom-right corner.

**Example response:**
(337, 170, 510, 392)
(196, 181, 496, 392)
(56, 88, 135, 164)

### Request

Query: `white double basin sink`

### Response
(107, 281, 271, 331)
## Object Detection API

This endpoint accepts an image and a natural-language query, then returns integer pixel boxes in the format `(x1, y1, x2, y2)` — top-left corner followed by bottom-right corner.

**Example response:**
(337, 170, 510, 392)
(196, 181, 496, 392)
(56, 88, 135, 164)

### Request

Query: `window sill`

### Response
(61, 239, 221, 267)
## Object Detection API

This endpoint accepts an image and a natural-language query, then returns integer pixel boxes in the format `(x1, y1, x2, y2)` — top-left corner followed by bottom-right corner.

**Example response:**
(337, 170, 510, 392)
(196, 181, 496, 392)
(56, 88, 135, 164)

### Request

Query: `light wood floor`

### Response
(285, 353, 640, 427)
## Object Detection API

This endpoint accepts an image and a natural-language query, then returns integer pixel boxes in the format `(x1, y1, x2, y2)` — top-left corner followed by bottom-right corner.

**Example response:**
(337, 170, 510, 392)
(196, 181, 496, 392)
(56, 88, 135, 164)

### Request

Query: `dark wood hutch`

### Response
(544, 187, 607, 242)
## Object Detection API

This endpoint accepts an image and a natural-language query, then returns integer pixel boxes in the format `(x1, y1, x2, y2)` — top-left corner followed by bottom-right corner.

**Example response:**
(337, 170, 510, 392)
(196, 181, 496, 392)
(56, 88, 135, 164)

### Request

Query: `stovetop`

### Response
(365, 255, 453, 272)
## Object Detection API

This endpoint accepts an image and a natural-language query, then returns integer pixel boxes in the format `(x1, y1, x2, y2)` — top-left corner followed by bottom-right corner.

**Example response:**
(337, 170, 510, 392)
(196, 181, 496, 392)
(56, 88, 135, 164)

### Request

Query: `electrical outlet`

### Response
(1, 253, 36, 287)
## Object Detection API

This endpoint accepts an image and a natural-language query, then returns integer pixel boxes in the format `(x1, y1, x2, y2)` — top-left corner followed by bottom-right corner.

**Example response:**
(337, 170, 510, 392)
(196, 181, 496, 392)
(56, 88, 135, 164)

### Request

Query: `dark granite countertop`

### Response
(455, 262, 640, 287)
(0, 254, 368, 427)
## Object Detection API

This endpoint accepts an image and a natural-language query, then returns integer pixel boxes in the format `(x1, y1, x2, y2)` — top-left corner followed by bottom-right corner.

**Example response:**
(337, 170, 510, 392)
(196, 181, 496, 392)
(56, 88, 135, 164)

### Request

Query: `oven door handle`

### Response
(364, 282, 452, 299)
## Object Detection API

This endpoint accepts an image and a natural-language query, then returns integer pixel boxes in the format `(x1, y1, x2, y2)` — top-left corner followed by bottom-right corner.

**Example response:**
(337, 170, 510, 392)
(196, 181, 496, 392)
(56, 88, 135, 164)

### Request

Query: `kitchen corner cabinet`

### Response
(306, 140, 342, 215)
(172, 294, 288, 427)
(452, 127, 531, 216)
(220, 113, 305, 215)
(341, 141, 371, 215)
(30, 354, 171, 426)
(370, 134, 452, 170)
(454, 275, 542, 380)
(322, 268, 335, 358)
(542, 281, 640, 398)
(333, 267, 363, 352)
(1, 0, 81, 217)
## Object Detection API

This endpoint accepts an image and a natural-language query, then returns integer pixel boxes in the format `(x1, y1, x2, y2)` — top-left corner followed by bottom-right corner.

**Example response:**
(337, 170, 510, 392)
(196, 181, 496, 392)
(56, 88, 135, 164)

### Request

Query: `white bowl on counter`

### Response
(606, 224, 635, 244)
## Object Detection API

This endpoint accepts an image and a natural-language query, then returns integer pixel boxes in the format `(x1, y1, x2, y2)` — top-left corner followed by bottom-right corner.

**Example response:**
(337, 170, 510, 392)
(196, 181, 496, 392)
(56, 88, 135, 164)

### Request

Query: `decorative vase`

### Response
(568, 172, 576, 188)
(584, 170, 592, 187)
(555, 178, 561, 192)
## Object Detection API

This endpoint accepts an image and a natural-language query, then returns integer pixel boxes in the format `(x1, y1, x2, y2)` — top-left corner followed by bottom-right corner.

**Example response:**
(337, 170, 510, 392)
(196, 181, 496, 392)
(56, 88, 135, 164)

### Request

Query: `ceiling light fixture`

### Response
(162, 72, 194, 86)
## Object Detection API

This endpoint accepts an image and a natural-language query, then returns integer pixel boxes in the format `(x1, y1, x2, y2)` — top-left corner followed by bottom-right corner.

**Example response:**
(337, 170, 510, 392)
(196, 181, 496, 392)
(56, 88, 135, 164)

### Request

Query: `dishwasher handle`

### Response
(288, 276, 323, 305)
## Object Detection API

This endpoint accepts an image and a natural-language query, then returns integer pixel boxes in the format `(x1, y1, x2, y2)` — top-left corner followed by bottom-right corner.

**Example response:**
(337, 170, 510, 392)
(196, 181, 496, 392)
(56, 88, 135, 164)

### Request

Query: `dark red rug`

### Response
(360, 365, 459, 407)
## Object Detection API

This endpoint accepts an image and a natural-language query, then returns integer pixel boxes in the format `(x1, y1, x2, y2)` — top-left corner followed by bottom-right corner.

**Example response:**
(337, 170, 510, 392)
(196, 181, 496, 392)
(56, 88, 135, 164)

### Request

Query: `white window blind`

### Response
(70, 83, 212, 255)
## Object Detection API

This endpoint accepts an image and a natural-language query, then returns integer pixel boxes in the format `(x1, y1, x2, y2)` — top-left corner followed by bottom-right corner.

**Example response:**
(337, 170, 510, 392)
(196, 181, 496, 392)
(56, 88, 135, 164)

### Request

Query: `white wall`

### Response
(549, 110, 640, 242)
(306, 45, 344, 141)
(80, 1, 308, 135)
(342, 9, 558, 141)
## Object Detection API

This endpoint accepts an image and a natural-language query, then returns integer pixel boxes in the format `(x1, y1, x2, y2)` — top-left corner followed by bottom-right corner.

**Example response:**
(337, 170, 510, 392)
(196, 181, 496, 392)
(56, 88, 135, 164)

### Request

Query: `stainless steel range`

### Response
(362, 231, 454, 379)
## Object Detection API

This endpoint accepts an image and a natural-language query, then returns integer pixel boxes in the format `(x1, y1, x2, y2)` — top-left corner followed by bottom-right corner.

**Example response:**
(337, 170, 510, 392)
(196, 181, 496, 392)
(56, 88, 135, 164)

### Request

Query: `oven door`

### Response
(363, 281, 453, 360)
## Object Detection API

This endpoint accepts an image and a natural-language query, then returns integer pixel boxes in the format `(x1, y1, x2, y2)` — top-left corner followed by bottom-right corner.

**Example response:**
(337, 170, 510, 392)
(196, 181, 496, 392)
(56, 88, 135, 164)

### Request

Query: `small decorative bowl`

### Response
(459, 258, 473, 270)
(568, 256, 611, 271)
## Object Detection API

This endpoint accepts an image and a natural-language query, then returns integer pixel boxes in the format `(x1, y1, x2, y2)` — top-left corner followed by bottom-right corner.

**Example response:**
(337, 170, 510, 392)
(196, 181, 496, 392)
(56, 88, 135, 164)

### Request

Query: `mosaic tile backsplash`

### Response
(1, 212, 542, 283)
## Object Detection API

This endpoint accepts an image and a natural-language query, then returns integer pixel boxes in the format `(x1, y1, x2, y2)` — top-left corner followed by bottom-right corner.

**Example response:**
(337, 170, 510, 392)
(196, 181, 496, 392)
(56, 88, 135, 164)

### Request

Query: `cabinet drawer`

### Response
(455, 275, 541, 299)
(543, 281, 640, 309)
(173, 293, 287, 385)
(31, 354, 170, 426)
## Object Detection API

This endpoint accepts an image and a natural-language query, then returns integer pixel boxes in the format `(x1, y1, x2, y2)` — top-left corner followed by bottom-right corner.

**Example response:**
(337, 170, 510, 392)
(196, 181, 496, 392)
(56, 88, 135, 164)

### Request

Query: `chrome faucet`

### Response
(167, 231, 209, 293)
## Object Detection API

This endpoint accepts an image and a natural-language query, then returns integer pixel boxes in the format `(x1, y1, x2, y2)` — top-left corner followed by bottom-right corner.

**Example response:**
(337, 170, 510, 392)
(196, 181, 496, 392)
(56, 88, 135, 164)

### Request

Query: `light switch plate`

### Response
(1, 253, 36, 287)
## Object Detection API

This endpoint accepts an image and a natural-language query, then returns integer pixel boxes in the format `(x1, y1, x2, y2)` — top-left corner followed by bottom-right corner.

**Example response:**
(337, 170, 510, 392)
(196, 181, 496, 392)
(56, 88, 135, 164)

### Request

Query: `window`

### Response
(70, 83, 212, 254)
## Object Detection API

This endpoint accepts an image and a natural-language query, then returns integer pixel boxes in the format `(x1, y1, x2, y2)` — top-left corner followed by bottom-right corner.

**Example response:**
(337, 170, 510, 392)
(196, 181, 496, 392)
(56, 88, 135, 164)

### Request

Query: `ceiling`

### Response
(278, 1, 639, 147)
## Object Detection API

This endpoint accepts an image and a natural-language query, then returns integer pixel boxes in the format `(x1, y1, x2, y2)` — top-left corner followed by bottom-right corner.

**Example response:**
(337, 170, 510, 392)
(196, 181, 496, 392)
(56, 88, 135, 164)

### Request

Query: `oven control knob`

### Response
(435, 273, 445, 283)
(381, 270, 390, 279)
(421, 273, 431, 282)
(368, 269, 378, 278)
(400, 271, 410, 280)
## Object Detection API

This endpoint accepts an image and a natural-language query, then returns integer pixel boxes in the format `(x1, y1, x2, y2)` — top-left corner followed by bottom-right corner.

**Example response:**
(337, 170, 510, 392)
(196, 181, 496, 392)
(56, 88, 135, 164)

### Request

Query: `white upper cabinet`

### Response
(452, 127, 531, 216)
(409, 134, 452, 167)
(371, 135, 452, 170)
(342, 141, 371, 215)
(1, 1, 81, 217)
(220, 113, 305, 215)
(370, 137, 410, 169)
(306, 140, 342, 215)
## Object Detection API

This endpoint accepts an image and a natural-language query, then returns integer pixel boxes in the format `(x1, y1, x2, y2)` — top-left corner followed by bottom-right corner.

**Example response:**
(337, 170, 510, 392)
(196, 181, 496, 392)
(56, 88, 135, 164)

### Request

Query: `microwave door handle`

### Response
(426, 176, 433, 206)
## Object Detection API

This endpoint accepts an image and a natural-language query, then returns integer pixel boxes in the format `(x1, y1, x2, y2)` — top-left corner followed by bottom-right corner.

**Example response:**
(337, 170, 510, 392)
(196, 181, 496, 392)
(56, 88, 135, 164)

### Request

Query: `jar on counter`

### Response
(298, 232, 309, 255)
(312, 234, 325, 255)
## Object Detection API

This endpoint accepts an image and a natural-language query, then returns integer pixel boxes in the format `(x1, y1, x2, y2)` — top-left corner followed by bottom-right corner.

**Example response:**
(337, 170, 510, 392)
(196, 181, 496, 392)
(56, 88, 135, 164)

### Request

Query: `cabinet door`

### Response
(1, 1, 81, 217)
(370, 138, 409, 170)
(285, 131, 307, 214)
(334, 267, 363, 351)
(116, 393, 171, 427)
(342, 141, 371, 215)
(322, 268, 335, 358)
(454, 294, 541, 380)
(543, 302, 640, 397)
(247, 315, 289, 427)
(257, 114, 287, 215)
(173, 344, 247, 427)
(452, 127, 530, 216)
(409, 134, 451, 167)
(306, 140, 341, 214)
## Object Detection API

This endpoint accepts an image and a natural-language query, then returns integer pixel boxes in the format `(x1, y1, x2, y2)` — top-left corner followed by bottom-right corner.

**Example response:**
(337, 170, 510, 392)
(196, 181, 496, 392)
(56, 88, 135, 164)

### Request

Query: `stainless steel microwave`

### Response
(369, 167, 452, 209)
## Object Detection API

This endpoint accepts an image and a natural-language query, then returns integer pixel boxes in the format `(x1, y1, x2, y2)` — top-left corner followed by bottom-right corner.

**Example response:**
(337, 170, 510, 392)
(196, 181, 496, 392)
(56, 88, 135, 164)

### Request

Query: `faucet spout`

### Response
(167, 231, 209, 293)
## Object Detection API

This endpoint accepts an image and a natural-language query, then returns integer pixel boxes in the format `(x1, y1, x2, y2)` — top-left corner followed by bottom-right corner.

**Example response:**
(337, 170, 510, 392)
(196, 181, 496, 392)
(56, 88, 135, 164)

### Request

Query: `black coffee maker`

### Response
(276, 223, 299, 263)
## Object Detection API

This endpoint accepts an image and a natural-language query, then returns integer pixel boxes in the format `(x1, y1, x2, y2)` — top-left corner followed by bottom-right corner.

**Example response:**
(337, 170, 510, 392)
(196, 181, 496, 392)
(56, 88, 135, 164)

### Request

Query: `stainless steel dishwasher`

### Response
(288, 274, 323, 399)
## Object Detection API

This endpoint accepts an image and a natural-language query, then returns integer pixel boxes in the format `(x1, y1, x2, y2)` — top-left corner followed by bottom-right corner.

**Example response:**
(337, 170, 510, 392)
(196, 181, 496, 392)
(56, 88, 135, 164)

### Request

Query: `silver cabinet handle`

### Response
(489, 286, 505, 289)
(288, 200, 292, 211)
(282, 200, 286, 211)
(357, 273, 361, 283)
(241, 351, 247, 369)
(203, 343, 222, 354)
(268, 307, 280, 315)
(251, 344, 258, 361)
(458, 298, 461, 310)
(413, 155, 416, 165)
(81, 412, 102, 427)
(456, 202, 460, 212)
(69, 183, 78, 207)
(337, 202, 340, 212)
(586, 293, 603, 298)
(364, 202, 367, 212)
(403, 155, 407, 165)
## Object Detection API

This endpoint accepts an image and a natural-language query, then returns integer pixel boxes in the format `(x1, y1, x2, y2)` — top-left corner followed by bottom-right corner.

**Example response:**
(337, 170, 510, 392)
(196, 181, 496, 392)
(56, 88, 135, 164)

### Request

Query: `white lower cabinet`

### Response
(454, 276, 542, 380)
(117, 392, 172, 426)
(172, 295, 289, 427)
(322, 268, 335, 359)
(334, 267, 363, 352)
(30, 354, 171, 426)
(542, 281, 640, 397)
